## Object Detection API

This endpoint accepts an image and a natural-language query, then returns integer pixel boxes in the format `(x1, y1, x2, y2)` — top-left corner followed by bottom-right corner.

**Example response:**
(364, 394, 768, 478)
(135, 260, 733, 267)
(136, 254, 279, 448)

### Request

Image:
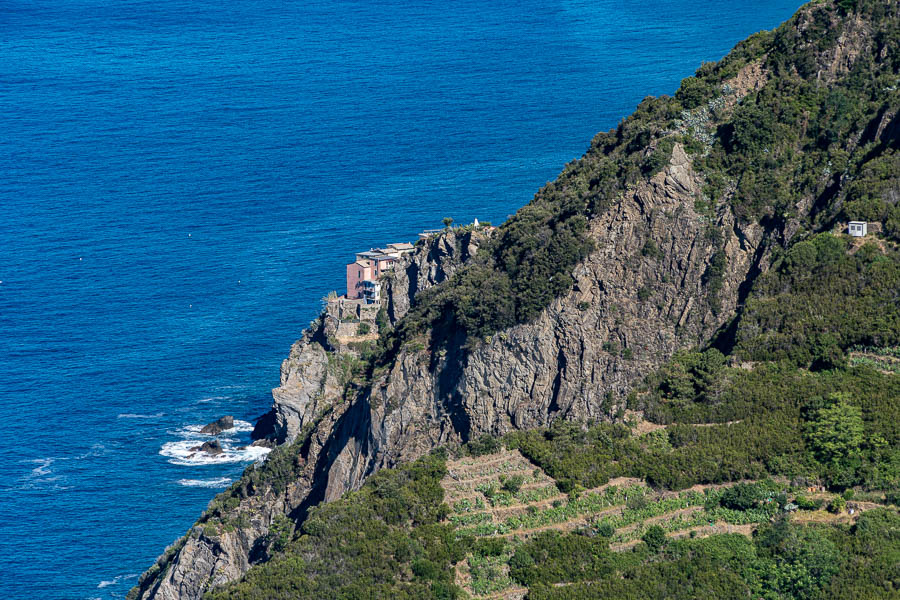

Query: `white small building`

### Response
(848, 221, 868, 237)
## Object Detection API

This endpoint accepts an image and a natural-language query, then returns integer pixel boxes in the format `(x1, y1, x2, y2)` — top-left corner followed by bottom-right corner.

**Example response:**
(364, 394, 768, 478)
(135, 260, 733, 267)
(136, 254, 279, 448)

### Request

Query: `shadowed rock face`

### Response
(312, 143, 772, 503)
(130, 4, 897, 597)
(382, 229, 484, 325)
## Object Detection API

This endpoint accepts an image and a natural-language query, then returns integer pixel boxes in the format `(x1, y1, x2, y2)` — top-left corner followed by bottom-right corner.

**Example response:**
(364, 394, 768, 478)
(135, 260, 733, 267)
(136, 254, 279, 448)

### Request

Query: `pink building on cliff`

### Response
(345, 242, 415, 303)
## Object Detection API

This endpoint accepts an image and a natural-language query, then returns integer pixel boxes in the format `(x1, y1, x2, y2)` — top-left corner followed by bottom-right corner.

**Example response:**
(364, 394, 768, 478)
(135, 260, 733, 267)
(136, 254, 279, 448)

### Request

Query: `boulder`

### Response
(189, 440, 224, 456)
(200, 415, 234, 435)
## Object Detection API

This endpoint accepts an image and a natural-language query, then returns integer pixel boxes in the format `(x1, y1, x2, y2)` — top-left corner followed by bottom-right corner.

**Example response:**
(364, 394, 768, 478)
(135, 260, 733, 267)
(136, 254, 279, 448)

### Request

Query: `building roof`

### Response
(387, 242, 415, 251)
(355, 241, 414, 262)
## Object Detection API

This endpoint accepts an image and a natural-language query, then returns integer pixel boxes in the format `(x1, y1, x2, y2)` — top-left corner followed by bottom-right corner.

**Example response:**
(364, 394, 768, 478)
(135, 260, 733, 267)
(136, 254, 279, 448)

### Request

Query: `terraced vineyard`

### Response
(848, 345, 900, 374)
(442, 448, 887, 599)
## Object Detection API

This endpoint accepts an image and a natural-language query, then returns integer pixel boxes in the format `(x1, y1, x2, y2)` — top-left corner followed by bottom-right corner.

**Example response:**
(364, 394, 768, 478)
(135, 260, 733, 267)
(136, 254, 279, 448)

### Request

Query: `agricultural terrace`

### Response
(442, 448, 893, 599)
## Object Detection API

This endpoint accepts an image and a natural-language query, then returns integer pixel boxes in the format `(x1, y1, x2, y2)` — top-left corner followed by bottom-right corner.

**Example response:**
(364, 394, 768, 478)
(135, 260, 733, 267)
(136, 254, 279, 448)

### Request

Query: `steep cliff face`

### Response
(261, 328, 336, 444)
(131, 230, 488, 600)
(314, 142, 771, 503)
(131, 2, 899, 598)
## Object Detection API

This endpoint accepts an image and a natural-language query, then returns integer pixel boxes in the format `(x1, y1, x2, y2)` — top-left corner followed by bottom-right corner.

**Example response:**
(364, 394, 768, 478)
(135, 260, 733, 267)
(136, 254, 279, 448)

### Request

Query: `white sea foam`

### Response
(232, 419, 254, 432)
(159, 439, 270, 466)
(197, 395, 229, 403)
(20, 446, 105, 490)
(30, 457, 53, 477)
(117, 412, 164, 419)
(177, 477, 233, 488)
(169, 424, 204, 438)
(170, 419, 254, 439)
(19, 457, 71, 491)
(97, 573, 138, 588)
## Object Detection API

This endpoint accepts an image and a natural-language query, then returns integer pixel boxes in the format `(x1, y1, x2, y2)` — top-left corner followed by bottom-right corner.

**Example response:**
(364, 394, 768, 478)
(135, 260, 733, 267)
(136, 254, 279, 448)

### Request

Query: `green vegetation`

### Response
(207, 453, 465, 600)
(734, 234, 900, 367)
(519, 361, 900, 492)
(514, 510, 900, 599)
(641, 238, 664, 261)
(461, 434, 503, 457)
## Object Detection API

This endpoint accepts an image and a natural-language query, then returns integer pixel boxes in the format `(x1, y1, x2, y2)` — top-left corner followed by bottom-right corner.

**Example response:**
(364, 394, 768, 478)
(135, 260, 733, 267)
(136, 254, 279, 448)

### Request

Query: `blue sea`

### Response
(1, 1, 803, 597)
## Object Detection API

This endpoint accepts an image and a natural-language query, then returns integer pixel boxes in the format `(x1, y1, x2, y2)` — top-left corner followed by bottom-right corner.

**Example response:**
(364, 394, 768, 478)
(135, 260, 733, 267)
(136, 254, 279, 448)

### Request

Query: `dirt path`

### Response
(480, 586, 528, 600)
(449, 454, 523, 475)
(495, 518, 590, 539)
(490, 503, 633, 539)
(486, 493, 568, 519)
(445, 468, 541, 486)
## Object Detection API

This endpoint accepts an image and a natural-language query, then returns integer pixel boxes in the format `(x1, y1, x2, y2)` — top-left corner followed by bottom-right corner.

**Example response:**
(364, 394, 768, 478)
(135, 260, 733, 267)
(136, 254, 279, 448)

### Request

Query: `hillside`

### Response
(131, 1, 900, 598)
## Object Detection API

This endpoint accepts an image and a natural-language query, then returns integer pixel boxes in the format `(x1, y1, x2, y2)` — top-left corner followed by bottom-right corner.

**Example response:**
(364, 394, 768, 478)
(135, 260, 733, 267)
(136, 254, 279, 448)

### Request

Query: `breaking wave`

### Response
(97, 573, 138, 589)
(117, 412, 165, 419)
(159, 439, 270, 466)
(177, 477, 234, 488)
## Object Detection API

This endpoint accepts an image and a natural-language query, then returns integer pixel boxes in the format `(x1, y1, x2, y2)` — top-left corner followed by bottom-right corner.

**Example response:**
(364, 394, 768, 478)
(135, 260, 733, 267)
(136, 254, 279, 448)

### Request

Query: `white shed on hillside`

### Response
(848, 221, 868, 237)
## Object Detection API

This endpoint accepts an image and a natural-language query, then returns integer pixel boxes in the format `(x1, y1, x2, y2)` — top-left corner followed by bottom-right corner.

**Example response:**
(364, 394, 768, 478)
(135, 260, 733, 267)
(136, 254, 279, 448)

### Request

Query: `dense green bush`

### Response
(642, 525, 668, 552)
(462, 434, 502, 457)
(719, 483, 764, 511)
(514, 357, 900, 493)
(734, 234, 900, 367)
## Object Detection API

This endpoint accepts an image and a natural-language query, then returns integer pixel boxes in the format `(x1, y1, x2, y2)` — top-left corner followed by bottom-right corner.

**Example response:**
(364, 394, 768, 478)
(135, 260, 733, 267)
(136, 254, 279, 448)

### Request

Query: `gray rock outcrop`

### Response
(200, 416, 233, 435)
(189, 440, 223, 456)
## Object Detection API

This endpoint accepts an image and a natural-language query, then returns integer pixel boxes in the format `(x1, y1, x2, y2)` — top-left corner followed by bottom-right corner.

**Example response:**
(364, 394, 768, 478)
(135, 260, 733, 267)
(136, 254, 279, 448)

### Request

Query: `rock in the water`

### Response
(250, 439, 276, 449)
(200, 415, 234, 435)
(189, 440, 224, 456)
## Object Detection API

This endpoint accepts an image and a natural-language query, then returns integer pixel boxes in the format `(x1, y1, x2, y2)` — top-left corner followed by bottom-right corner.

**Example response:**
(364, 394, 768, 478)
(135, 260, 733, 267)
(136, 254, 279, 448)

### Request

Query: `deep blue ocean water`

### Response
(2, 1, 804, 597)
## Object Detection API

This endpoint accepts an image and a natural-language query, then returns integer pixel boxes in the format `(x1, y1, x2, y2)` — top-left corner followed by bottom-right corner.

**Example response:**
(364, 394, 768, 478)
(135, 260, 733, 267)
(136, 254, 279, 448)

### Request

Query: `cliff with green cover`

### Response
(131, 1, 900, 598)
